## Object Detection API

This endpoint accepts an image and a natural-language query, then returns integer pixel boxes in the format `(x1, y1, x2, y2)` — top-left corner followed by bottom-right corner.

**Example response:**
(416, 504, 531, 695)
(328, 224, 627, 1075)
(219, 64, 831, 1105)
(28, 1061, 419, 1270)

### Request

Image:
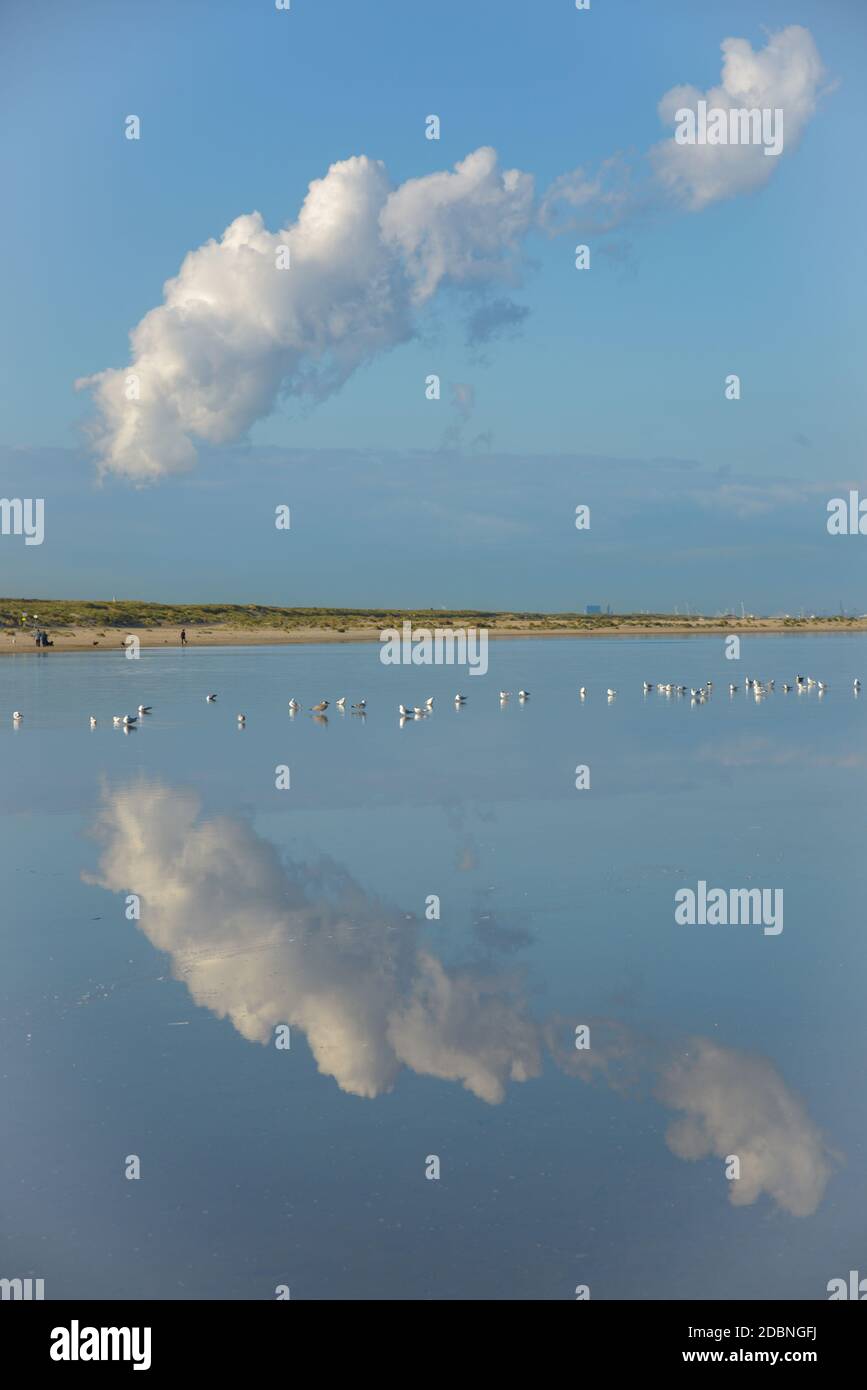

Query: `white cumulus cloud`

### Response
(77, 27, 827, 482)
(652, 25, 826, 211)
(89, 785, 836, 1211)
(76, 148, 533, 482)
(546, 1019, 833, 1216)
(657, 1037, 833, 1217)
(88, 782, 541, 1103)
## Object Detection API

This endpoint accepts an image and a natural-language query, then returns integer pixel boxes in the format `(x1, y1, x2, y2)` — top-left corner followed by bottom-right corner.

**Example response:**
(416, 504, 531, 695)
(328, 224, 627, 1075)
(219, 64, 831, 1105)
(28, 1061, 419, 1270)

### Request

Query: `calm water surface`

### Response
(2, 636, 866, 1300)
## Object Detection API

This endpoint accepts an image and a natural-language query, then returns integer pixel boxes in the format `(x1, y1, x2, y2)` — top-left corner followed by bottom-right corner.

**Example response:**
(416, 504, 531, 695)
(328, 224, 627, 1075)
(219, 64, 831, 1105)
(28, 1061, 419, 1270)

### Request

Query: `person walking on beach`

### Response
(180, 628, 187, 646)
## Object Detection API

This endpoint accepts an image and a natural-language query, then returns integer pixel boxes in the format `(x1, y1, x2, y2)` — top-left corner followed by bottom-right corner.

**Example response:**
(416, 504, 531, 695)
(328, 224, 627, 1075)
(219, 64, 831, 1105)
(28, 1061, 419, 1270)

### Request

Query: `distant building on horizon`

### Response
(585, 605, 612, 615)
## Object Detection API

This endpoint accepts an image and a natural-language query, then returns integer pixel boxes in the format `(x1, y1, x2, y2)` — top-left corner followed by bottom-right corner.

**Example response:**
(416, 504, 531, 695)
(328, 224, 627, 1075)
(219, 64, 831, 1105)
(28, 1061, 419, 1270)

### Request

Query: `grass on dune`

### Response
(1, 599, 863, 633)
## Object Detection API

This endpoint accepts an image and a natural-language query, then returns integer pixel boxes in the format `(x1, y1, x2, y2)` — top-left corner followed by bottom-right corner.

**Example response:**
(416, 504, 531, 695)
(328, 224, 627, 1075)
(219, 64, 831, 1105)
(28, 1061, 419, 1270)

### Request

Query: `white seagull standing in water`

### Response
(12, 710, 22, 722)
(237, 713, 246, 724)
(335, 697, 346, 709)
(854, 679, 861, 693)
(606, 688, 616, 699)
(425, 697, 434, 709)
(579, 687, 587, 698)
(499, 691, 510, 701)
(454, 694, 466, 704)
(206, 693, 217, 702)
(138, 705, 152, 715)
(89, 716, 97, 727)
(518, 690, 529, 700)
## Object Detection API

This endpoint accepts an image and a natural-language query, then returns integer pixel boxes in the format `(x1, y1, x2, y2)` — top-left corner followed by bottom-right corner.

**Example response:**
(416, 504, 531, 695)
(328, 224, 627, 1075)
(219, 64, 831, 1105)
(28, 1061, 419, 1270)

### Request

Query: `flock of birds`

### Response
(8, 676, 860, 729)
(632, 673, 861, 704)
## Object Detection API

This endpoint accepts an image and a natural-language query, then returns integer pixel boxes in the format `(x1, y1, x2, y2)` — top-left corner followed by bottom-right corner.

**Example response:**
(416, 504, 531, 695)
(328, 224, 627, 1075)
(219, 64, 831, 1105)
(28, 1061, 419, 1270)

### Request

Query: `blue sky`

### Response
(2, 0, 866, 608)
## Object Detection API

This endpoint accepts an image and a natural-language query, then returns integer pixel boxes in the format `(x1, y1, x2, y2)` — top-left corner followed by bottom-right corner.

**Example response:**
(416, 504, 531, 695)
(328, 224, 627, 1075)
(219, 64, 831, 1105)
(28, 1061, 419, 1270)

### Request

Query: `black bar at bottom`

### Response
(2, 1299, 862, 1374)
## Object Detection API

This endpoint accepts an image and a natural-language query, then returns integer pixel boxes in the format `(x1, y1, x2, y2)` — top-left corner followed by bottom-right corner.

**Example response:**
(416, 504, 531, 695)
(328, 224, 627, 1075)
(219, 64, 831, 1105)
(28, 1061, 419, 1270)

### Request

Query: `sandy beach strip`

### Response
(2, 619, 867, 655)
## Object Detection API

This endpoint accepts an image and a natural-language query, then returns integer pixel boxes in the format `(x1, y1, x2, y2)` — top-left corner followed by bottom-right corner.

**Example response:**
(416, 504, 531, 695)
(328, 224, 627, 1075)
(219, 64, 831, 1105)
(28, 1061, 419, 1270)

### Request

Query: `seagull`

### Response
(206, 694, 217, 702)
(351, 699, 366, 710)
(12, 710, 22, 721)
(122, 714, 137, 725)
(606, 688, 617, 699)
(237, 714, 246, 724)
(336, 697, 346, 709)
(643, 682, 653, 692)
(425, 697, 434, 709)
(310, 700, 329, 713)
(783, 683, 792, 692)
(818, 682, 828, 693)
(854, 679, 861, 691)
(499, 691, 510, 700)
(398, 704, 412, 717)
(729, 684, 738, 693)
(412, 706, 427, 717)
(112, 715, 122, 725)
(288, 698, 300, 711)
(138, 705, 152, 715)
(89, 716, 97, 727)
(579, 687, 587, 698)
(454, 694, 466, 704)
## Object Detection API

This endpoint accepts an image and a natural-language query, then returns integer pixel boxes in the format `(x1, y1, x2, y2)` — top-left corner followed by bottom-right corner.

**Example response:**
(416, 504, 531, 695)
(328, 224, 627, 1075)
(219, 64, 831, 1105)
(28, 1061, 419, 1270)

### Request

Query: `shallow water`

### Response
(2, 635, 866, 1300)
